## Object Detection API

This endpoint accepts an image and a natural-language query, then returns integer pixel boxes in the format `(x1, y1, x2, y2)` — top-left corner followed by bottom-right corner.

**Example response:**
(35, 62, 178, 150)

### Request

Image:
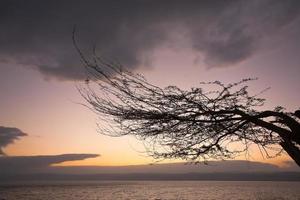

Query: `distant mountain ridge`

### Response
(1, 154, 300, 181)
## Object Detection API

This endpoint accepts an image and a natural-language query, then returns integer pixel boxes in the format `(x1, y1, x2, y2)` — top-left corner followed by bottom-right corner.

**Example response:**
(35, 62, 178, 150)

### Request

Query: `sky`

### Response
(0, 0, 300, 168)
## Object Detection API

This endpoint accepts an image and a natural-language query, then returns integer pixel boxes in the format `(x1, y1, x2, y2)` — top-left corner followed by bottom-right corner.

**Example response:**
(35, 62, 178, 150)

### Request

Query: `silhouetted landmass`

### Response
(1, 155, 300, 182)
(1, 172, 300, 182)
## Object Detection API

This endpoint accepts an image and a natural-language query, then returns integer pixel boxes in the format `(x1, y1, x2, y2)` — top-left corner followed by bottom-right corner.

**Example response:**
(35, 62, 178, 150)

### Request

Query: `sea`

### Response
(0, 181, 300, 200)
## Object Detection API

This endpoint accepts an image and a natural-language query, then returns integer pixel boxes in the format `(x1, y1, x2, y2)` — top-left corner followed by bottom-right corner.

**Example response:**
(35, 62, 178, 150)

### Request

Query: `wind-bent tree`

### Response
(76, 46, 300, 166)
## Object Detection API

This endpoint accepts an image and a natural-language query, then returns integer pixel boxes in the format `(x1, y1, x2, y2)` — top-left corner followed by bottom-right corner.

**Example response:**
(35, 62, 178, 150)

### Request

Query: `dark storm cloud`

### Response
(0, 126, 27, 155)
(0, 0, 299, 80)
(0, 154, 99, 174)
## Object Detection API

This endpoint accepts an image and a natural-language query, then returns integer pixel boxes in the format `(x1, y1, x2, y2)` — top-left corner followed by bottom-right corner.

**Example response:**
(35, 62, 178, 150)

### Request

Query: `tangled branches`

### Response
(74, 34, 300, 165)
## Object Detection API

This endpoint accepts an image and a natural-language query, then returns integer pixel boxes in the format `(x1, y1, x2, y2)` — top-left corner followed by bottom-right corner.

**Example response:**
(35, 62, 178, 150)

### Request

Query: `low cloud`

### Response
(0, 154, 99, 174)
(0, 0, 300, 80)
(0, 126, 27, 155)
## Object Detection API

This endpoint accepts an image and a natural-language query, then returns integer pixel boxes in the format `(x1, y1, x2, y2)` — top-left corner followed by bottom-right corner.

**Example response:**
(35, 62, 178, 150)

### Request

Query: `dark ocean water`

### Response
(0, 181, 300, 200)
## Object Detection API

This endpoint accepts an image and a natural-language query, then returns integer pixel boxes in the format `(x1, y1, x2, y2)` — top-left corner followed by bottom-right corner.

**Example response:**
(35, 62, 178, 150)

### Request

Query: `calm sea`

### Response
(0, 181, 300, 200)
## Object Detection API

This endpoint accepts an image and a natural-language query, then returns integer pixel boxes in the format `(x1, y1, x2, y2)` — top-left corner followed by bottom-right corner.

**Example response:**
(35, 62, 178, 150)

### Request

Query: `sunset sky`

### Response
(1, 0, 300, 167)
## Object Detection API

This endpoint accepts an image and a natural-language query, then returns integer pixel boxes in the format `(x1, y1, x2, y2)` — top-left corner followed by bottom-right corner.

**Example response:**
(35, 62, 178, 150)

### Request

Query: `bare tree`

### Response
(75, 43, 300, 166)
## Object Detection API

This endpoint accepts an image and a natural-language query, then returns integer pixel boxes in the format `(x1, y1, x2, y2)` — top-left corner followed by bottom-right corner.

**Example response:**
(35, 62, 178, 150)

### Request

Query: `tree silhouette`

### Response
(76, 45, 300, 167)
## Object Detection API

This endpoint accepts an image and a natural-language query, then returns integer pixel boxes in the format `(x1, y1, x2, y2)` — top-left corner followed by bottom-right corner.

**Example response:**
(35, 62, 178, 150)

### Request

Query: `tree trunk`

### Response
(280, 138, 300, 167)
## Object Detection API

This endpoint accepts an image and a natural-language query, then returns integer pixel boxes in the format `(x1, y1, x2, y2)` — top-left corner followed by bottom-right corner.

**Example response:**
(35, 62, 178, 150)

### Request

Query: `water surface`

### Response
(1, 181, 300, 200)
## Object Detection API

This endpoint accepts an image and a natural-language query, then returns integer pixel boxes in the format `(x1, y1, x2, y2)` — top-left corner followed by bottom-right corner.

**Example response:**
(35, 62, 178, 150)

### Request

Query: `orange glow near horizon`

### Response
(1, 47, 299, 167)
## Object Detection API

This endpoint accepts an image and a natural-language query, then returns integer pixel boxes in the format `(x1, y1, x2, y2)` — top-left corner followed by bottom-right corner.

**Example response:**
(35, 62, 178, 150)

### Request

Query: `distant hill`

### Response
(1, 154, 300, 181)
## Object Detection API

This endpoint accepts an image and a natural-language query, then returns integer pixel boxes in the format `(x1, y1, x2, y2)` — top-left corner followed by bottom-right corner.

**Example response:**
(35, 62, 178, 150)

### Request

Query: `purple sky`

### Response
(0, 0, 300, 166)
